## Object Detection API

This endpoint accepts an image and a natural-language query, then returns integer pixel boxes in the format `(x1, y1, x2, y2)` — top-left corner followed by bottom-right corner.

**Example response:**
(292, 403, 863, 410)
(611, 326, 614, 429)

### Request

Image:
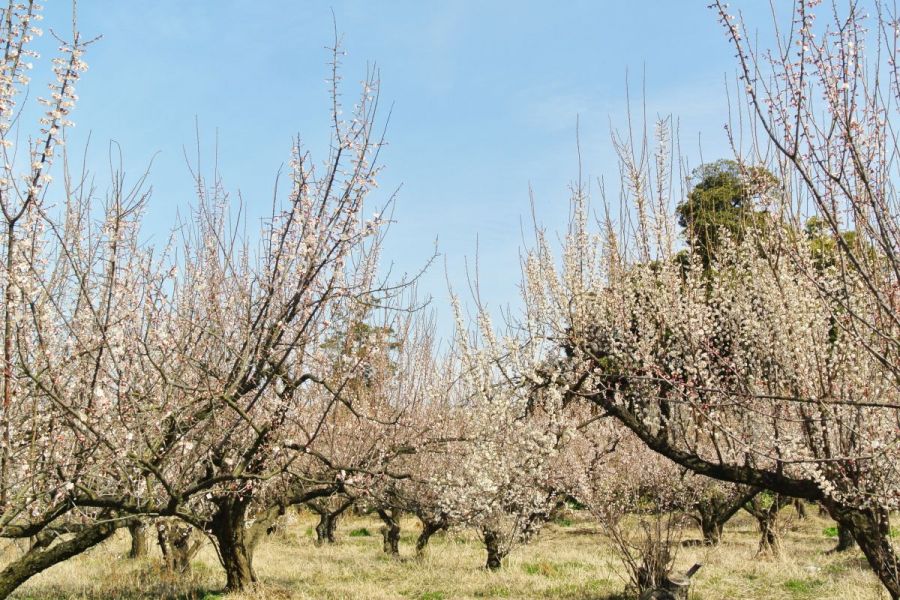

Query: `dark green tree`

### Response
(804, 216, 863, 272)
(676, 159, 777, 268)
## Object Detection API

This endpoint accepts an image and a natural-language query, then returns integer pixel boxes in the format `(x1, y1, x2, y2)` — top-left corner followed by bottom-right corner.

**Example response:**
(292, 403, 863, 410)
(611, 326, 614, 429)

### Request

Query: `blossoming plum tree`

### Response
(0, 3, 136, 597)
(517, 111, 900, 595)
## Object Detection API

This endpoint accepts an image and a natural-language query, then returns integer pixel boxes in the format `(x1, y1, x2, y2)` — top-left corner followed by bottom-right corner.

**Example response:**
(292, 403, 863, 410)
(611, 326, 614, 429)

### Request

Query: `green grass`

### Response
(522, 561, 560, 577)
(824, 525, 897, 538)
(783, 577, 825, 597)
(348, 527, 372, 537)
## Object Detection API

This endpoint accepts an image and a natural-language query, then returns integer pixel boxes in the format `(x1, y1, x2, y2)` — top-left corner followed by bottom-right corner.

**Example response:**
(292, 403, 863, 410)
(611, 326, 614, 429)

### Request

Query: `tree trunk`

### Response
(315, 512, 335, 545)
(756, 512, 779, 555)
(156, 523, 173, 568)
(127, 519, 148, 559)
(156, 521, 200, 573)
(210, 498, 257, 592)
(483, 528, 507, 571)
(743, 493, 791, 556)
(0, 519, 118, 600)
(312, 499, 352, 545)
(326, 511, 339, 542)
(834, 523, 856, 552)
(693, 488, 758, 545)
(793, 499, 807, 520)
(826, 503, 899, 600)
(377, 508, 401, 556)
(698, 514, 723, 545)
(415, 516, 447, 556)
(170, 527, 195, 572)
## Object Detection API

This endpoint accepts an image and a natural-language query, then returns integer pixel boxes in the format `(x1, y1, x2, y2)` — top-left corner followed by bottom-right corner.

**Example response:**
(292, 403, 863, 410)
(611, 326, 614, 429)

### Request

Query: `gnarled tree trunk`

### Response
(316, 512, 337, 544)
(835, 523, 856, 552)
(156, 520, 201, 573)
(697, 512, 724, 546)
(415, 514, 448, 556)
(793, 499, 807, 520)
(826, 521, 857, 553)
(826, 503, 899, 600)
(743, 493, 791, 556)
(377, 508, 401, 556)
(127, 519, 148, 559)
(0, 519, 119, 600)
(691, 488, 758, 545)
(312, 498, 352, 545)
(482, 528, 508, 571)
(210, 497, 257, 592)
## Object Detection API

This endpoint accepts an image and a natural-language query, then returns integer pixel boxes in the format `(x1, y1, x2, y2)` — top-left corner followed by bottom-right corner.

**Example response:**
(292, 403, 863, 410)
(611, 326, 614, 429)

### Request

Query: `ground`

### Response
(5, 507, 891, 599)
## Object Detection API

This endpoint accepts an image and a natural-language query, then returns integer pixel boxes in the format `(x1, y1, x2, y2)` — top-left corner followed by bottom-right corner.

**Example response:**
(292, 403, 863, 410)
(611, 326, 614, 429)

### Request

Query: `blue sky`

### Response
(33, 1, 773, 332)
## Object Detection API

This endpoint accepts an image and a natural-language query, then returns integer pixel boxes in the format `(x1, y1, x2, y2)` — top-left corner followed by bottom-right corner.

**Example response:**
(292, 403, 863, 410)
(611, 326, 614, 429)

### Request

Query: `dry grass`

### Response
(6, 508, 891, 599)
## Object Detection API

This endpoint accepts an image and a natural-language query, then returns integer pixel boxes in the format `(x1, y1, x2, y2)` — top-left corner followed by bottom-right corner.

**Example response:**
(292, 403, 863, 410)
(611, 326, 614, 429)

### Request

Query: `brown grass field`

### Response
(5, 507, 892, 599)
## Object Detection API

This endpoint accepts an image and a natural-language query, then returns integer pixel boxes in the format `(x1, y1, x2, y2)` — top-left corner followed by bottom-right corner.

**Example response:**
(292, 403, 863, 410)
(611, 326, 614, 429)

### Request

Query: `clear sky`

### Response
(34, 1, 773, 333)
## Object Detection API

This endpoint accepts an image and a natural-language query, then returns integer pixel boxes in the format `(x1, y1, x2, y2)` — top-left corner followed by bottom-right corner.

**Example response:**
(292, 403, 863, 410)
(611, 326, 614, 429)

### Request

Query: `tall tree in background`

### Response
(676, 159, 777, 268)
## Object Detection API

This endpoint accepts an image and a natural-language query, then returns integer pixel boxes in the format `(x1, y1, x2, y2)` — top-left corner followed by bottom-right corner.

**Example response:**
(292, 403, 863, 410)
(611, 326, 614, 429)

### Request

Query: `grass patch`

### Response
(783, 577, 825, 596)
(522, 560, 560, 577)
(348, 527, 372, 537)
